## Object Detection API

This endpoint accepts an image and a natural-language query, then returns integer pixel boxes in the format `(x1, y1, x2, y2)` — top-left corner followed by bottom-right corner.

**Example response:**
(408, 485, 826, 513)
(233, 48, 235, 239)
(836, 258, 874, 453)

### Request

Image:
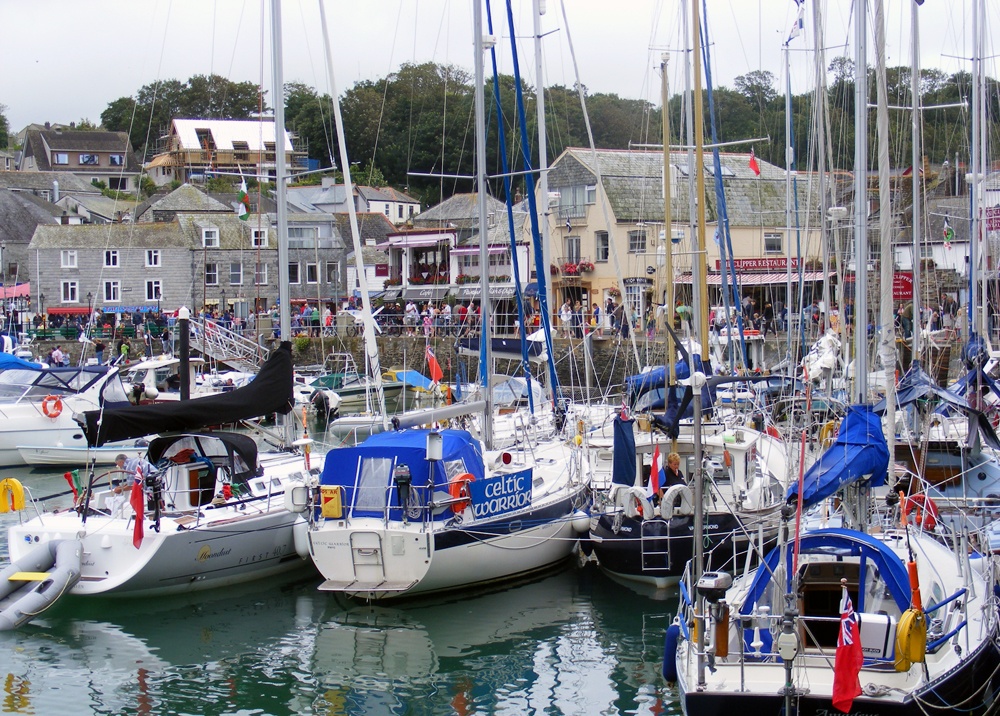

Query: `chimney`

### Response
(52, 180, 59, 203)
(44, 121, 50, 130)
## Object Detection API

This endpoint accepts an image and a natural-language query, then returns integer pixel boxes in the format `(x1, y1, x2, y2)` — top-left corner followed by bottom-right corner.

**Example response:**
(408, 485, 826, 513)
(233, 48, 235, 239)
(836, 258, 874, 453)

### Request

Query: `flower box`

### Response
(577, 261, 595, 273)
(561, 262, 580, 276)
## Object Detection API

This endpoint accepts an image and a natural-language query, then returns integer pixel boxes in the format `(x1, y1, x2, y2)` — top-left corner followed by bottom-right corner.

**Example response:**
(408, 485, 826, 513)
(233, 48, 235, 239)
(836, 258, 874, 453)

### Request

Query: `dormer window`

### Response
(202, 228, 220, 248)
(252, 229, 268, 248)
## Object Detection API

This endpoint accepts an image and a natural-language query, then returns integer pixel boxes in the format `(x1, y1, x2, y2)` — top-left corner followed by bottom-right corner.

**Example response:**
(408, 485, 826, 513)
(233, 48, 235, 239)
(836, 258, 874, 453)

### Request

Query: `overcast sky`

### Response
(1, 1, 993, 136)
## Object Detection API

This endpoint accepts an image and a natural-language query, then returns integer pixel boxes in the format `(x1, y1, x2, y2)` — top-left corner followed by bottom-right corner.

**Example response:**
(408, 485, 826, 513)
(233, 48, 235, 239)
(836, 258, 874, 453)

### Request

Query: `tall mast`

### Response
(474, 0, 494, 447)
(662, 53, 676, 387)
(533, 0, 553, 397)
(682, 0, 699, 354)
(853, 0, 869, 402)
(812, 0, 831, 339)
(784, 44, 794, 365)
(910, 1, 922, 359)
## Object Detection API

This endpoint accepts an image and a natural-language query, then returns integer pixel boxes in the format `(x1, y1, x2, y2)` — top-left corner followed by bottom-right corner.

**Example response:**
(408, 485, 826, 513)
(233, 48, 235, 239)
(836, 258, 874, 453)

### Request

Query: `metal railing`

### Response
(189, 317, 268, 373)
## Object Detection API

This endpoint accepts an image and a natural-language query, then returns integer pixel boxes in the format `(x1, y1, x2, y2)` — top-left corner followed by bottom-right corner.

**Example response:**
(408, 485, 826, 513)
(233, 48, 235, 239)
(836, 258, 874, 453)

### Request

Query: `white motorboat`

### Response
(0, 355, 131, 467)
(16, 441, 148, 467)
(293, 427, 591, 600)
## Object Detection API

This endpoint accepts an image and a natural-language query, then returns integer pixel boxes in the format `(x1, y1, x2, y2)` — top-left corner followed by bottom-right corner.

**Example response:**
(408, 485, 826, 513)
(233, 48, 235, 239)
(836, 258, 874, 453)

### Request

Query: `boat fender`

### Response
(659, 484, 694, 519)
(0, 477, 25, 513)
(902, 493, 938, 531)
(292, 518, 311, 559)
(622, 486, 652, 520)
(41, 394, 63, 418)
(571, 509, 591, 534)
(448, 473, 476, 514)
(662, 618, 681, 682)
(894, 608, 927, 671)
(819, 420, 839, 448)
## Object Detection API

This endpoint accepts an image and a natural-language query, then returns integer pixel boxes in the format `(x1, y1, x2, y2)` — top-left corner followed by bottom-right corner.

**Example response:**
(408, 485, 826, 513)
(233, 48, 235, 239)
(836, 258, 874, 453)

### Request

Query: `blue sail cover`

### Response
(611, 416, 637, 487)
(319, 429, 491, 522)
(0, 352, 41, 370)
(786, 405, 888, 509)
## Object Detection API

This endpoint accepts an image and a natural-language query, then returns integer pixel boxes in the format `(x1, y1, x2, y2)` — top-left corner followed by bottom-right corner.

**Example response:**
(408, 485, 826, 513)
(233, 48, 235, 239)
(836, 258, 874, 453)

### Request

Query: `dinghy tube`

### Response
(0, 539, 82, 630)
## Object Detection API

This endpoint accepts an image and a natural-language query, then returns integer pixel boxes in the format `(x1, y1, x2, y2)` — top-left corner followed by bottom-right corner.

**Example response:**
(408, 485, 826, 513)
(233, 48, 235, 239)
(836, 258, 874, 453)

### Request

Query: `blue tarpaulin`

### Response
(611, 416, 636, 487)
(786, 404, 888, 509)
(0, 352, 41, 370)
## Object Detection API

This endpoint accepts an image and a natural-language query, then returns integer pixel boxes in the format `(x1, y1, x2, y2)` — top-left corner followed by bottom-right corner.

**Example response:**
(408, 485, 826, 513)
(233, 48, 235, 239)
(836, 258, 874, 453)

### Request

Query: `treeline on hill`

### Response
(8, 59, 982, 206)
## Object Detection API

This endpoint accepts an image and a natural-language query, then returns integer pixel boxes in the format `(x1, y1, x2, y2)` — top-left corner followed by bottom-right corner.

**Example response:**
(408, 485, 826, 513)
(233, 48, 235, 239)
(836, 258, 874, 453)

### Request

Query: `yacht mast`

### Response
(661, 54, 676, 387)
(533, 0, 554, 398)
(853, 0, 869, 402)
(474, 0, 494, 448)
(910, 1, 922, 359)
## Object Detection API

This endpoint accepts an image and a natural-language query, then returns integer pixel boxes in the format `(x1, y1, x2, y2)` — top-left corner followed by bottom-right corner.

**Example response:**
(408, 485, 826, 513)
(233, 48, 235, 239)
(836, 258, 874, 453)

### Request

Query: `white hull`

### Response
(17, 443, 148, 466)
(8, 447, 321, 597)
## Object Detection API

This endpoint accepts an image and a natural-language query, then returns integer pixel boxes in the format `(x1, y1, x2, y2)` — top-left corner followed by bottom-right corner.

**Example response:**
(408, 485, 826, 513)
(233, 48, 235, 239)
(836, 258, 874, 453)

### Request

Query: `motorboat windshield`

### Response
(0, 366, 123, 402)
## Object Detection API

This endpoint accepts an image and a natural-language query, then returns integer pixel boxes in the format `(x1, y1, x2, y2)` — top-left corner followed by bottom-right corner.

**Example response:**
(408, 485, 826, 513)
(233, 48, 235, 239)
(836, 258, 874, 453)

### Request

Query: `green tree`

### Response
(0, 104, 8, 149)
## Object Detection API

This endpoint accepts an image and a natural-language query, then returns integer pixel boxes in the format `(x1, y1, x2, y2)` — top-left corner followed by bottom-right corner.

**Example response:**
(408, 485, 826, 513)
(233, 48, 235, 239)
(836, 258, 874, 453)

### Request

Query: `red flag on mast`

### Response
(130, 464, 145, 549)
(831, 585, 863, 712)
(749, 148, 761, 177)
(426, 345, 444, 383)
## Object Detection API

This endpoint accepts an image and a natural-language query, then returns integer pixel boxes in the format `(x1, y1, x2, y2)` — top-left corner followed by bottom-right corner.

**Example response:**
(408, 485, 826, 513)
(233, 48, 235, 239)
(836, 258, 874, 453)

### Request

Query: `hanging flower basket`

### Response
(577, 261, 595, 273)
(608, 286, 621, 298)
(550, 263, 560, 276)
(456, 274, 478, 284)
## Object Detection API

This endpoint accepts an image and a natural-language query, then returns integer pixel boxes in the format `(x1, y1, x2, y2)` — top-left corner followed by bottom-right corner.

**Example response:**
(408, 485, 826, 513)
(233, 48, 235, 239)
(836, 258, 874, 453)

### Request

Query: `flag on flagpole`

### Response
(647, 445, 663, 499)
(786, 3, 805, 44)
(749, 148, 761, 177)
(832, 585, 863, 713)
(236, 178, 251, 221)
(943, 217, 954, 250)
(426, 345, 444, 383)
(565, 218, 572, 232)
(130, 463, 145, 549)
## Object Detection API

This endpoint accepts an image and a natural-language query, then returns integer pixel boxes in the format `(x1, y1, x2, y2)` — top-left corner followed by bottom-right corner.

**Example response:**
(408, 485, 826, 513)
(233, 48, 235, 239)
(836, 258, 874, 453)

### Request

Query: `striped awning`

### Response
(674, 271, 832, 286)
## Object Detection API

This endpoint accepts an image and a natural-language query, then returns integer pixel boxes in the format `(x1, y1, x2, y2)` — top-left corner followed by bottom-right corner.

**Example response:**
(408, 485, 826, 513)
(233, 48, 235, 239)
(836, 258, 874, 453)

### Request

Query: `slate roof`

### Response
(60, 194, 140, 221)
(412, 192, 506, 229)
(0, 189, 60, 245)
(378, 186, 421, 205)
(141, 183, 232, 215)
(29, 222, 190, 249)
(0, 170, 101, 195)
(333, 212, 397, 246)
(206, 190, 278, 214)
(551, 148, 819, 227)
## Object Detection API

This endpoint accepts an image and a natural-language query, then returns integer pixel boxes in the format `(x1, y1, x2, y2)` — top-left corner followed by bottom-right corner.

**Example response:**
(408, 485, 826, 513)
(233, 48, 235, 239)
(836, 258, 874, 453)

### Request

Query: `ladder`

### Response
(188, 317, 268, 373)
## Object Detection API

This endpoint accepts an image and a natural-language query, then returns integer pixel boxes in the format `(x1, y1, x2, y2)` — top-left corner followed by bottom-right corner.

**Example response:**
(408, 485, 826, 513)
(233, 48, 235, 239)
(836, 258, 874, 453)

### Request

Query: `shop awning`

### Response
(47, 306, 91, 315)
(382, 288, 402, 301)
(402, 286, 450, 301)
(674, 271, 832, 286)
(0, 283, 30, 299)
(100, 305, 157, 313)
(454, 284, 518, 300)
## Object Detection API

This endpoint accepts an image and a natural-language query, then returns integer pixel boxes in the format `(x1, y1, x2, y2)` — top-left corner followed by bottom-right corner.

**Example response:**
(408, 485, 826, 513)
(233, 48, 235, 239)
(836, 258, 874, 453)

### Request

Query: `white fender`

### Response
(621, 486, 653, 520)
(292, 517, 311, 559)
(659, 483, 694, 518)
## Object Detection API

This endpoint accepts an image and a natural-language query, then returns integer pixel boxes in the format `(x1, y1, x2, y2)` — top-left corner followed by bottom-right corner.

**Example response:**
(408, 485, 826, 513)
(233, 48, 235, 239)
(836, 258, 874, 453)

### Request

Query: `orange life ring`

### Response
(903, 493, 939, 531)
(448, 473, 475, 514)
(41, 394, 63, 418)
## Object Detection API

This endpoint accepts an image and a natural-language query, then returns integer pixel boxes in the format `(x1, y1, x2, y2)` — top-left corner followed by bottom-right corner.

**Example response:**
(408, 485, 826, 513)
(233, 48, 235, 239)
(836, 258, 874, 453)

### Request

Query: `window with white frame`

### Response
(205, 263, 218, 286)
(53, 153, 68, 165)
(488, 252, 511, 267)
(230, 262, 243, 285)
(586, 185, 597, 204)
(255, 262, 268, 285)
(306, 262, 319, 284)
(145, 280, 162, 302)
(61, 281, 78, 303)
(60, 250, 77, 268)
(109, 154, 125, 166)
(79, 153, 99, 166)
(251, 229, 268, 248)
(103, 280, 120, 303)
(595, 231, 610, 262)
(397, 205, 404, 219)
(628, 229, 647, 253)
(289, 262, 300, 284)
(565, 236, 581, 263)
(764, 233, 782, 254)
(145, 249, 161, 267)
(202, 228, 220, 248)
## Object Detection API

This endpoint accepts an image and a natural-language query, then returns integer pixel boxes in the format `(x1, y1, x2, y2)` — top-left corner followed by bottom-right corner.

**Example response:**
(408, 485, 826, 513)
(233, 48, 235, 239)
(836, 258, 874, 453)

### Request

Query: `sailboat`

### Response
(293, 0, 591, 601)
(669, 2, 1000, 713)
(1, 2, 321, 615)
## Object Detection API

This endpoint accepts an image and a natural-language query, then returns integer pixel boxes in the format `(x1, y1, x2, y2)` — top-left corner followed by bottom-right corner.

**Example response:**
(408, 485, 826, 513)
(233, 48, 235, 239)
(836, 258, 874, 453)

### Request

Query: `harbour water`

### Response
(0, 464, 681, 716)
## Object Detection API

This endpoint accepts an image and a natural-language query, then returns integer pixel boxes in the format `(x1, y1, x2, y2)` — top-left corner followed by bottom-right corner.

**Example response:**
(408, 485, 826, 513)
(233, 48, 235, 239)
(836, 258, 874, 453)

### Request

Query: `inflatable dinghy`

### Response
(0, 539, 82, 630)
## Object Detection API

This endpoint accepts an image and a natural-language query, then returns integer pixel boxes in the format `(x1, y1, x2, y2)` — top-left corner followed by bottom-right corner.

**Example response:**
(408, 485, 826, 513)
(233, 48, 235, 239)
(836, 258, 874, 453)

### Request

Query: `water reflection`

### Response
(3, 481, 680, 716)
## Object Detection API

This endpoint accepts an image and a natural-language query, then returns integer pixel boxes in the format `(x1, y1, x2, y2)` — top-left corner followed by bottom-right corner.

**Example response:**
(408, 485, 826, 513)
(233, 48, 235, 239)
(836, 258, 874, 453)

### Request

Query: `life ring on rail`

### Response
(0, 477, 25, 513)
(41, 394, 63, 418)
(902, 493, 939, 531)
(448, 473, 476, 514)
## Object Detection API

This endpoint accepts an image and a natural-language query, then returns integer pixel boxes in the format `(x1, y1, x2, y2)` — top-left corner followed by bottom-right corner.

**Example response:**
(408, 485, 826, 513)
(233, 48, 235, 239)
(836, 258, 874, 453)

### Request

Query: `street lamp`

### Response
(39, 292, 44, 329)
(220, 289, 226, 315)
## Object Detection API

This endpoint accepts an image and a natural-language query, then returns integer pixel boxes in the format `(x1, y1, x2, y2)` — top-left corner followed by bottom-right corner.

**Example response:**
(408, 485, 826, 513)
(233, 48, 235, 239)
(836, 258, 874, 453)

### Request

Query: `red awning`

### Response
(674, 271, 832, 286)
(0, 282, 30, 299)
(47, 307, 91, 315)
